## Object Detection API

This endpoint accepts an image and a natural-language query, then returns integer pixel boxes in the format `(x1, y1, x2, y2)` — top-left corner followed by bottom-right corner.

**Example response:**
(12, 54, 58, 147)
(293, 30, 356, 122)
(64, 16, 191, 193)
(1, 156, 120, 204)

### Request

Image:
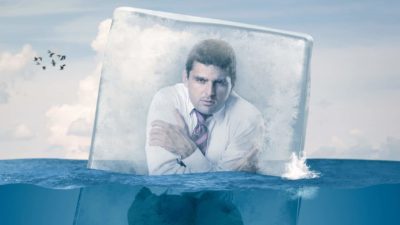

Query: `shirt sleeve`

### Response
(185, 109, 265, 173)
(213, 111, 265, 172)
(145, 87, 213, 175)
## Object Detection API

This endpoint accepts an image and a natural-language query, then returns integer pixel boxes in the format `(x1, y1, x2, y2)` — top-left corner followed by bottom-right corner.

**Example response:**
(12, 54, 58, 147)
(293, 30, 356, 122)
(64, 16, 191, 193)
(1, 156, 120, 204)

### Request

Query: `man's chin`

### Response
(197, 106, 218, 115)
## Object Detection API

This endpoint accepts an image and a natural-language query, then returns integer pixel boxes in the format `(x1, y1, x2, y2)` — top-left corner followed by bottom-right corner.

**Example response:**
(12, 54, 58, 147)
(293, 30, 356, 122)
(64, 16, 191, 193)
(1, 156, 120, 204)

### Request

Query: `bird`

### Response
(33, 56, 42, 62)
(34, 50, 67, 71)
(34, 56, 43, 66)
(48, 50, 55, 58)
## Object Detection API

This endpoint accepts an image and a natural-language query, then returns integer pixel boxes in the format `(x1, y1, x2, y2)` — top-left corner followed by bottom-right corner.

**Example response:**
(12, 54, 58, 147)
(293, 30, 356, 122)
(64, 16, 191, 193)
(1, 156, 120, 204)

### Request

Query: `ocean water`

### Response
(0, 159, 399, 225)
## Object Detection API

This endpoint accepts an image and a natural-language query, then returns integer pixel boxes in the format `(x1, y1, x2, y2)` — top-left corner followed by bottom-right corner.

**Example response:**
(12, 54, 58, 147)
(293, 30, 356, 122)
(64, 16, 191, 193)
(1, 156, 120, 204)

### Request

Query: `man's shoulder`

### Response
(226, 92, 262, 119)
(223, 92, 264, 136)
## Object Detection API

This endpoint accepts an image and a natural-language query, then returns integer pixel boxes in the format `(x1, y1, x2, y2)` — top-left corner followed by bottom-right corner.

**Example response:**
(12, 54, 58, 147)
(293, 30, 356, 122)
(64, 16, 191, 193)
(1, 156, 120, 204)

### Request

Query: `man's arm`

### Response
(149, 111, 197, 159)
(149, 108, 265, 174)
(146, 88, 265, 174)
(211, 111, 265, 172)
(145, 88, 213, 175)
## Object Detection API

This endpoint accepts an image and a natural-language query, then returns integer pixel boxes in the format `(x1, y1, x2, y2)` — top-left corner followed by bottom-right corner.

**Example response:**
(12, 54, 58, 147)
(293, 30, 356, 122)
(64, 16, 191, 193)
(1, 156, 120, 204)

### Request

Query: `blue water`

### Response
(0, 159, 399, 225)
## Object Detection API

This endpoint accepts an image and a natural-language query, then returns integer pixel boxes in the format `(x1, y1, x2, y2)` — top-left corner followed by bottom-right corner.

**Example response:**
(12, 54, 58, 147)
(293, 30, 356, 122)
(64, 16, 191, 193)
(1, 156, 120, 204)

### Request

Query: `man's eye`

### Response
(196, 78, 207, 83)
(215, 80, 227, 86)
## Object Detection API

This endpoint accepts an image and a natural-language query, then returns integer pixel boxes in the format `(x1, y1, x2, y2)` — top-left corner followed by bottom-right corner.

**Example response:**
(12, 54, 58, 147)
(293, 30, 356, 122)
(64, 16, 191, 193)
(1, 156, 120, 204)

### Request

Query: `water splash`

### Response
(282, 152, 320, 180)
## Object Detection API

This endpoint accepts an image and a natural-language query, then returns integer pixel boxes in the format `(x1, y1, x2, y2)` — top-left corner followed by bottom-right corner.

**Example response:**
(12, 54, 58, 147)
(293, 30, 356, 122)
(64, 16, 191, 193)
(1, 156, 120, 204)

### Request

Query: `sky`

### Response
(0, 0, 399, 160)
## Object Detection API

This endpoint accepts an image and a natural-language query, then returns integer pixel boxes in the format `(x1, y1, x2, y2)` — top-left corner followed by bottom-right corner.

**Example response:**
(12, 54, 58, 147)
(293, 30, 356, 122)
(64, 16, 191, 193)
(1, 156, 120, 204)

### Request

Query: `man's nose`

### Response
(205, 82, 216, 97)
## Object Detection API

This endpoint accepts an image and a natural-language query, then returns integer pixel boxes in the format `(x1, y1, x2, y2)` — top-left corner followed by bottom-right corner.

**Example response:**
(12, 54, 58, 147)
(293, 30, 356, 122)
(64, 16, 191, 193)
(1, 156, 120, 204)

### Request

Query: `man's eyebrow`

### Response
(215, 78, 226, 82)
(193, 75, 208, 80)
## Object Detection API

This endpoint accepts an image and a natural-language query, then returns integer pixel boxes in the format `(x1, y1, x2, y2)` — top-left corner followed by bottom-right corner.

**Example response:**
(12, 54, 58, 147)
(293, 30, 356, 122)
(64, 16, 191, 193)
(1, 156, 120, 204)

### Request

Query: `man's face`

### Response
(183, 61, 233, 115)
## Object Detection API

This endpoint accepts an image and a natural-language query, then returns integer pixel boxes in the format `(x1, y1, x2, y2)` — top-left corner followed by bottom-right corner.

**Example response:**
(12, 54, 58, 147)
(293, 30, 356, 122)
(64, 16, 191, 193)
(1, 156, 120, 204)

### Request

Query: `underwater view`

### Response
(1, 159, 399, 225)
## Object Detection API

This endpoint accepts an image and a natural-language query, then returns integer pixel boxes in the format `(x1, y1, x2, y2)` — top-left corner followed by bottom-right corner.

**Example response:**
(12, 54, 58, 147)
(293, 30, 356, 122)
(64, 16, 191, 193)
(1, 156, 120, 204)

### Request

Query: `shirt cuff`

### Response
(182, 148, 212, 172)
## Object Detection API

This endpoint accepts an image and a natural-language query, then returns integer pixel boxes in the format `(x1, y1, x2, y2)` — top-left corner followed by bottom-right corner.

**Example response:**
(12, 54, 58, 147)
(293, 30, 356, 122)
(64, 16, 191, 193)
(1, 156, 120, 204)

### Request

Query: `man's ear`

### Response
(182, 70, 189, 87)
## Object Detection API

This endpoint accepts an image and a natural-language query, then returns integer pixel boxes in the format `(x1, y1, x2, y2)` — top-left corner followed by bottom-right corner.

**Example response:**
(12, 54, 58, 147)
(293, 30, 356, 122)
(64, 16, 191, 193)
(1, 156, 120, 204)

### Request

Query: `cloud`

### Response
(0, 84, 9, 104)
(45, 69, 99, 158)
(0, 44, 37, 104)
(91, 19, 112, 53)
(67, 118, 92, 137)
(379, 136, 400, 160)
(14, 124, 35, 140)
(0, 44, 36, 75)
(0, 124, 35, 141)
(305, 45, 400, 160)
(309, 130, 400, 161)
(45, 18, 110, 159)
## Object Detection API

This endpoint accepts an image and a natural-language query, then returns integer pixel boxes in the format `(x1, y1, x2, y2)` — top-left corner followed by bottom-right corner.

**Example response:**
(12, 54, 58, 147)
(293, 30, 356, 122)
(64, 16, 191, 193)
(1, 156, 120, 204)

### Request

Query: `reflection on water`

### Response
(128, 188, 243, 225)
(74, 185, 300, 225)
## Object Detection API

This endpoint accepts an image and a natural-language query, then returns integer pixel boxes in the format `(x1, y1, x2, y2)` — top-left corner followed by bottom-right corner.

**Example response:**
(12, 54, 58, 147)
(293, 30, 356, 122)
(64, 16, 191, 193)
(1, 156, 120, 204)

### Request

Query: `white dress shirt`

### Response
(145, 83, 264, 175)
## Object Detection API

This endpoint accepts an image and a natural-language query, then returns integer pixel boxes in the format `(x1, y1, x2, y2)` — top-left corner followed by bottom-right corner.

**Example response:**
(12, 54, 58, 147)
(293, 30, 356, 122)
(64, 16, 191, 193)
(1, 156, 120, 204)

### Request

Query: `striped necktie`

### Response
(192, 109, 210, 155)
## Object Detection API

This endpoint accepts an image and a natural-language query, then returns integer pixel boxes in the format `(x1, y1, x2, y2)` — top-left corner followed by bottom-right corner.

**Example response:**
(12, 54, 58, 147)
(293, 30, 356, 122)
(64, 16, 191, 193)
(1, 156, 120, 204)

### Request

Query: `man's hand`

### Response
(149, 110, 197, 159)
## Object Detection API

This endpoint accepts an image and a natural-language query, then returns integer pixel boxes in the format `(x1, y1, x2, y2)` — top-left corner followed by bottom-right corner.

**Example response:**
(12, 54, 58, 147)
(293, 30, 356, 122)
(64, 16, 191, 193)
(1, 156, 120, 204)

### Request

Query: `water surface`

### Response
(1, 159, 399, 225)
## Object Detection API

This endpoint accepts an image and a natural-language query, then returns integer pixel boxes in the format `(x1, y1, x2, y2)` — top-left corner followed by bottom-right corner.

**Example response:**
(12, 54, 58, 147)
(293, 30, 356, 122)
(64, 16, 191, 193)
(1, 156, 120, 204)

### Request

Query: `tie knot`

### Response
(194, 109, 210, 124)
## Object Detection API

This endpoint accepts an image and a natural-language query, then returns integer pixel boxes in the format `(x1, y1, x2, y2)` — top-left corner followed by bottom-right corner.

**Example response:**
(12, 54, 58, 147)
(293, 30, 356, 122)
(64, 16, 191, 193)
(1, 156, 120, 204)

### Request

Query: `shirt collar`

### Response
(183, 84, 228, 123)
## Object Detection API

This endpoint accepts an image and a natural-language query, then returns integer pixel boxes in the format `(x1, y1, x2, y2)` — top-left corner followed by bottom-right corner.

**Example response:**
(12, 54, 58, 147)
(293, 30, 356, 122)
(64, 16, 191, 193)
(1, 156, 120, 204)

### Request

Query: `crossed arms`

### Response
(145, 87, 264, 175)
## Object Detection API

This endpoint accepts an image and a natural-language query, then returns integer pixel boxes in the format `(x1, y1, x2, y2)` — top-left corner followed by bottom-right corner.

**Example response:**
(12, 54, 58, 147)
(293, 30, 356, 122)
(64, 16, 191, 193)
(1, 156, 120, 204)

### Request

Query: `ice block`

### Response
(88, 7, 313, 175)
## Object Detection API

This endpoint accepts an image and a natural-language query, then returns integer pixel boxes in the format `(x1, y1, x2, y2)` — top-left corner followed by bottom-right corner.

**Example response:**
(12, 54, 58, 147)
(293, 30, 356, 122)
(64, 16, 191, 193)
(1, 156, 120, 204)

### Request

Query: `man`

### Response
(145, 39, 264, 175)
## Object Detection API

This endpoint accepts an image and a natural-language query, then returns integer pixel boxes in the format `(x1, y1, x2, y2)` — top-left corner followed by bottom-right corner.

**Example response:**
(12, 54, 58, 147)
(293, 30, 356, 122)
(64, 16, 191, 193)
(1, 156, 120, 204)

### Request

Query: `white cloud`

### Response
(0, 124, 35, 141)
(44, 18, 110, 159)
(67, 117, 92, 137)
(14, 124, 35, 140)
(0, 44, 37, 104)
(91, 19, 112, 53)
(379, 136, 400, 160)
(349, 128, 362, 136)
(45, 70, 99, 159)
(305, 45, 400, 160)
(308, 131, 400, 161)
(0, 44, 36, 75)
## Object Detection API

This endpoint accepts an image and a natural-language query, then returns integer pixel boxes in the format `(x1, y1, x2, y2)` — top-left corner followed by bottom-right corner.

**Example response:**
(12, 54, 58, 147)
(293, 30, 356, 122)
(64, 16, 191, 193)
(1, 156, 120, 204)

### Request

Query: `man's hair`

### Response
(185, 39, 236, 86)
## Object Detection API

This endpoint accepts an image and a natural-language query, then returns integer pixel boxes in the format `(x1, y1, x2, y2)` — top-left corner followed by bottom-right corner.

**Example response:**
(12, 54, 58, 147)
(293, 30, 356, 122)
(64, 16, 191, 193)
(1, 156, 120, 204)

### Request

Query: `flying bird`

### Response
(34, 56, 42, 62)
(35, 50, 68, 71)
(48, 50, 55, 58)
(34, 56, 43, 65)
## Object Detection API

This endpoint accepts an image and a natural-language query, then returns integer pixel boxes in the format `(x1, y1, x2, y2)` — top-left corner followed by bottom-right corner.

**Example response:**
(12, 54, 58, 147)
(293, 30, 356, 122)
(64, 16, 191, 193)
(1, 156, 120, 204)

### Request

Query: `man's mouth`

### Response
(201, 99, 216, 106)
